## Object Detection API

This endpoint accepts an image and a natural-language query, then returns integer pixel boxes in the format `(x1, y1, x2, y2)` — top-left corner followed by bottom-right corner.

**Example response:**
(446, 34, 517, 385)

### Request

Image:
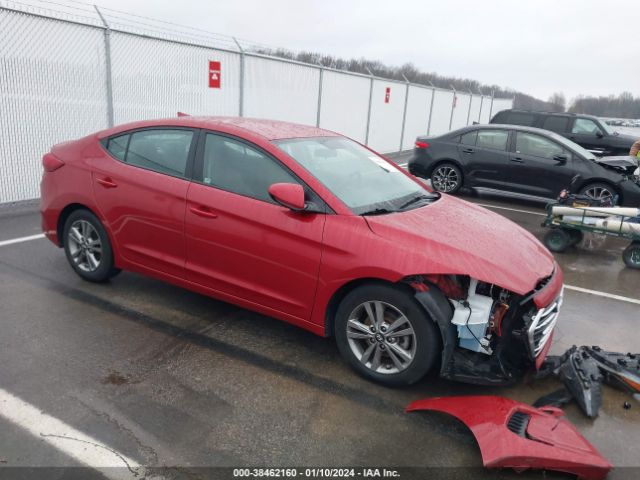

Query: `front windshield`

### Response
(548, 131, 597, 160)
(275, 136, 437, 215)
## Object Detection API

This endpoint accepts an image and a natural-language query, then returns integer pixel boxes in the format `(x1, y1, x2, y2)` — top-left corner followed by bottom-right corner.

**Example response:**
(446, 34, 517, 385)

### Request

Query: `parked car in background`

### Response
(408, 124, 640, 205)
(41, 116, 563, 387)
(490, 110, 636, 156)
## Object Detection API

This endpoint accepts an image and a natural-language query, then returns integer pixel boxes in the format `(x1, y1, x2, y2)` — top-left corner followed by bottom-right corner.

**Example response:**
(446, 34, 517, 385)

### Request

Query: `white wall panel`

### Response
(367, 81, 407, 153)
(490, 98, 514, 118)
(429, 90, 455, 136)
(111, 33, 241, 124)
(450, 92, 471, 130)
(319, 70, 370, 142)
(468, 95, 482, 125)
(479, 95, 492, 123)
(245, 56, 319, 126)
(401, 86, 432, 150)
(0, 10, 108, 203)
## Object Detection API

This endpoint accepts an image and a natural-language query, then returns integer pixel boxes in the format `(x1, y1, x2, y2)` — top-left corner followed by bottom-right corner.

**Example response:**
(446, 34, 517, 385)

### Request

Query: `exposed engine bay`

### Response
(594, 155, 640, 185)
(408, 273, 561, 385)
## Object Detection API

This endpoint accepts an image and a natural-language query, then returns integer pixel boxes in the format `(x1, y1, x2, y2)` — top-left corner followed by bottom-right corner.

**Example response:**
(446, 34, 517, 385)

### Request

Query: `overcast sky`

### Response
(93, 0, 638, 104)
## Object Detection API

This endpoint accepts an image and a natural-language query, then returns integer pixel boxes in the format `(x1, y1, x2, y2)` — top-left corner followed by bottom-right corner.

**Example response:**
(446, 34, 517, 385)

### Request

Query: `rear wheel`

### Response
(430, 163, 463, 193)
(334, 284, 440, 387)
(63, 209, 119, 282)
(579, 183, 617, 204)
(623, 242, 640, 269)
(544, 228, 572, 253)
(568, 229, 584, 245)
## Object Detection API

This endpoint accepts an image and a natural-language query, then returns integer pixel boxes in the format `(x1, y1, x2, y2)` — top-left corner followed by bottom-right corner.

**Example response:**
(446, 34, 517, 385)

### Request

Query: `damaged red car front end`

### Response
(406, 396, 612, 480)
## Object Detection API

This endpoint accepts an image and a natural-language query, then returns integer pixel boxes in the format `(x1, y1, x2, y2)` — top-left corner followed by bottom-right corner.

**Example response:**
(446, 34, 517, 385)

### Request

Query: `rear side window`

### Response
(542, 116, 569, 133)
(515, 132, 566, 160)
(106, 134, 129, 161)
(476, 130, 509, 151)
(460, 131, 478, 146)
(491, 111, 508, 123)
(126, 129, 194, 177)
(505, 112, 536, 126)
(202, 133, 299, 203)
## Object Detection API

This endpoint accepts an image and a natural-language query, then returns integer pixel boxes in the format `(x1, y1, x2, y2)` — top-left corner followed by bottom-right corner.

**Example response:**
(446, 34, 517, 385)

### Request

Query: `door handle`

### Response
(510, 157, 524, 163)
(462, 148, 474, 154)
(189, 205, 218, 219)
(96, 177, 117, 188)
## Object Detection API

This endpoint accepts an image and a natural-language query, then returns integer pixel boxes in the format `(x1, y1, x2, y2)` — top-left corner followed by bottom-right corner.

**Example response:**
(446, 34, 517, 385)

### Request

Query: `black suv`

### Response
(490, 110, 636, 156)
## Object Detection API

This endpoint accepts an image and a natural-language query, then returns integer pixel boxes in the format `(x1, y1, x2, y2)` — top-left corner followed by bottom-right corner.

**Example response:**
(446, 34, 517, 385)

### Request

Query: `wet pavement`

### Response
(0, 161, 639, 479)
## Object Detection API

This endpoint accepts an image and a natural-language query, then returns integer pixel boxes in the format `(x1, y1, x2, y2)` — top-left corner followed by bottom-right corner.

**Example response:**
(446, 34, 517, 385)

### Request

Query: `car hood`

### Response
(595, 155, 638, 169)
(364, 195, 555, 295)
(610, 132, 637, 147)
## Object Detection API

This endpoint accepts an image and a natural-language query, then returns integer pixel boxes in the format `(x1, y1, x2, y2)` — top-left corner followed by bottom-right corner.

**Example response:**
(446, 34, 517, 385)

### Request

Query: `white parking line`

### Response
(0, 388, 144, 479)
(565, 285, 640, 306)
(473, 203, 546, 217)
(0, 233, 45, 247)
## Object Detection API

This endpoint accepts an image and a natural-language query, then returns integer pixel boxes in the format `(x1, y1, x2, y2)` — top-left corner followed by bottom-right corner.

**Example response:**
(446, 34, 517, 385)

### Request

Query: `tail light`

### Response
(42, 153, 65, 172)
(415, 141, 430, 149)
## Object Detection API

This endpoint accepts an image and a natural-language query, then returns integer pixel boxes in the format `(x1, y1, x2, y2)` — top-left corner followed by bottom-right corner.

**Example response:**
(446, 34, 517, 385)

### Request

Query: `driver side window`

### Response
(201, 133, 299, 203)
(571, 118, 600, 135)
(515, 132, 567, 160)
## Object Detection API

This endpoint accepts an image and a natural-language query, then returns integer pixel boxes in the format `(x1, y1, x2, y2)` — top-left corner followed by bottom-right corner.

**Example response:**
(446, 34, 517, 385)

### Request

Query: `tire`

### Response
(430, 163, 463, 194)
(568, 229, 584, 246)
(544, 228, 572, 253)
(579, 182, 618, 205)
(623, 242, 640, 269)
(334, 284, 440, 387)
(63, 209, 119, 282)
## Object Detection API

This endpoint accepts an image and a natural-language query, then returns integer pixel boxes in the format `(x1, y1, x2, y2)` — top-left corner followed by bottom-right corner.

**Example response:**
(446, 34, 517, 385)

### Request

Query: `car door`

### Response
(93, 128, 197, 278)
(508, 131, 577, 198)
(458, 128, 512, 189)
(185, 131, 326, 321)
(568, 118, 609, 155)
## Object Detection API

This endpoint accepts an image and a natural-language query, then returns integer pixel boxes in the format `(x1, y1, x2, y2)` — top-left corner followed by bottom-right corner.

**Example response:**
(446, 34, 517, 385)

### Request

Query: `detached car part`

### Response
(556, 346, 603, 418)
(406, 396, 612, 480)
(584, 347, 640, 394)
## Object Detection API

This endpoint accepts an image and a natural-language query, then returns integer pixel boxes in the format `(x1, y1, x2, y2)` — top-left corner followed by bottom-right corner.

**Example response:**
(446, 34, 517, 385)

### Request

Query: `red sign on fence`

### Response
(209, 61, 221, 88)
(385, 87, 391, 103)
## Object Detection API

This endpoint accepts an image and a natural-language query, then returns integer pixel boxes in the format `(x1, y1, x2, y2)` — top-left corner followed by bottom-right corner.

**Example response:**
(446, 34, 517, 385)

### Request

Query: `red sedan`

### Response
(41, 117, 564, 386)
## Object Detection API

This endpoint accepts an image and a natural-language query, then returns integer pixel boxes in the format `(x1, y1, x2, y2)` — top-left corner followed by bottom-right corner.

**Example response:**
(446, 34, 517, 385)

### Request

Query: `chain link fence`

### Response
(0, 2, 513, 204)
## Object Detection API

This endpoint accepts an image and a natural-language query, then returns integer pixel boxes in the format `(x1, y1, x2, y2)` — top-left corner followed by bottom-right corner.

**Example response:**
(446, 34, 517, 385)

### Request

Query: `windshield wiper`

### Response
(398, 194, 436, 211)
(360, 208, 396, 216)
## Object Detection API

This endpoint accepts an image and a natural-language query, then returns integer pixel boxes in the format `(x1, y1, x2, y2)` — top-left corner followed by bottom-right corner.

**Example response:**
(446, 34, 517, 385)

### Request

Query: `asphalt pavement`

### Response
(0, 159, 638, 479)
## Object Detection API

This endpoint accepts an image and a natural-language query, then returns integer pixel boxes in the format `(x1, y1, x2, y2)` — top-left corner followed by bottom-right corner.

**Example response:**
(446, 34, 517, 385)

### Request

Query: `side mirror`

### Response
(595, 131, 604, 138)
(268, 183, 306, 211)
(553, 154, 568, 164)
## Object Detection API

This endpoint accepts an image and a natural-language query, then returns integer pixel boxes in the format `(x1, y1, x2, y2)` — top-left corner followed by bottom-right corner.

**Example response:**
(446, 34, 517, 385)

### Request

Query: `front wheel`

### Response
(623, 242, 640, 269)
(334, 284, 440, 387)
(63, 209, 120, 282)
(579, 183, 618, 204)
(430, 163, 463, 193)
(544, 228, 572, 253)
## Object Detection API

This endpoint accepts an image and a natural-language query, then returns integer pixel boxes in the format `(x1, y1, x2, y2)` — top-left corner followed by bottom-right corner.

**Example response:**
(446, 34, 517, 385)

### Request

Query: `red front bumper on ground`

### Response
(406, 396, 611, 480)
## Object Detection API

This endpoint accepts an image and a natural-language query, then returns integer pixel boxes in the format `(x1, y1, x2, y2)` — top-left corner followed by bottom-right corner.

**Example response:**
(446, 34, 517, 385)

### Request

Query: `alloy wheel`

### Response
(431, 166, 459, 192)
(346, 300, 417, 375)
(583, 186, 613, 202)
(67, 220, 102, 272)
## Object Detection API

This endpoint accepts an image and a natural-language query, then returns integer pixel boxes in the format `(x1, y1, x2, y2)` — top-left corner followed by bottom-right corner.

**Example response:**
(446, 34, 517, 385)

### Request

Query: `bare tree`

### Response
(548, 92, 566, 112)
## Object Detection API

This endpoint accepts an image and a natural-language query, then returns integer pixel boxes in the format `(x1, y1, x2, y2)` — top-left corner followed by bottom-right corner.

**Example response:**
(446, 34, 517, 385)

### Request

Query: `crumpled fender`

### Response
(406, 396, 611, 480)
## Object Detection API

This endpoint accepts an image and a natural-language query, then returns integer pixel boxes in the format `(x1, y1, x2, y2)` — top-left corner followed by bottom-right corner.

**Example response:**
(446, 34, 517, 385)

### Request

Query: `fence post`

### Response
(233, 37, 245, 117)
(399, 74, 410, 151)
(364, 67, 374, 146)
(94, 5, 114, 127)
(448, 85, 456, 131)
(477, 90, 484, 123)
(466, 89, 473, 126)
(489, 89, 495, 120)
(426, 82, 435, 135)
(316, 64, 324, 127)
